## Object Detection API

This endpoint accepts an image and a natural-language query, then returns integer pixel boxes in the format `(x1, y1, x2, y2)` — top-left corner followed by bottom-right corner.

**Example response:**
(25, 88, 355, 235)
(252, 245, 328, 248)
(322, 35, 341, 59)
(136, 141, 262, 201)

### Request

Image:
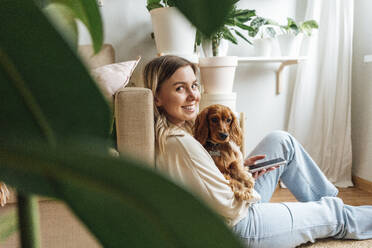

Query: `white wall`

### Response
(352, 0, 372, 182)
(224, 0, 298, 152)
(79, 0, 299, 154)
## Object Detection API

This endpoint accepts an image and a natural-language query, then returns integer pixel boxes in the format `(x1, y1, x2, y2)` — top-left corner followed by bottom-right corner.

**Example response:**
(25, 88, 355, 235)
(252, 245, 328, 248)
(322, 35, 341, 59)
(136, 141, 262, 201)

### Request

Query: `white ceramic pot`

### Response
(150, 7, 196, 55)
(199, 56, 238, 94)
(276, 33, 303, 56)
(200, 92, 237, 112)
(252, 38, 272, 57)
(202, 39, 229, 57)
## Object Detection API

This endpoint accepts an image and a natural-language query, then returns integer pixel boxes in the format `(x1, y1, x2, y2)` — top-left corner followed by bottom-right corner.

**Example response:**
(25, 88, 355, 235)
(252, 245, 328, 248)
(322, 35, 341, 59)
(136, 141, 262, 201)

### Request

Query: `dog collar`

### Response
(206, 140, 221, 157)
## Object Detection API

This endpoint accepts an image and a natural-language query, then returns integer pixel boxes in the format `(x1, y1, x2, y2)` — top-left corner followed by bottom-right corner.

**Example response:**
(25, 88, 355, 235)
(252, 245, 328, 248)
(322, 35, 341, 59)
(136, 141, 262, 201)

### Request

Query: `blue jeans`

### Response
(232, 131, 372, 248)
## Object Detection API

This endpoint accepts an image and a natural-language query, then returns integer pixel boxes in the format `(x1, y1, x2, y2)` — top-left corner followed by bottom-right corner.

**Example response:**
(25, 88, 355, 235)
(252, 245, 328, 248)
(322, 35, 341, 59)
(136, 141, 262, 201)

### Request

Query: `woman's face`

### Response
(155, 65, 200, 126)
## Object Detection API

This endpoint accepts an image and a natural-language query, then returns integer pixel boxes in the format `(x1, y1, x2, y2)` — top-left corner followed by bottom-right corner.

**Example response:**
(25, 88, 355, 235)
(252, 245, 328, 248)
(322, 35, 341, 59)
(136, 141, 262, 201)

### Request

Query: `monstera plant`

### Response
(0, 0, 244, 247)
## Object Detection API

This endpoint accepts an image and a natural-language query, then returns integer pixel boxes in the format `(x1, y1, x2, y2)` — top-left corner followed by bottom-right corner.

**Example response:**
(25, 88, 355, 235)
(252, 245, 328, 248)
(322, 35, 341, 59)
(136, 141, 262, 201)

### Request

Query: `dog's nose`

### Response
(219, 133, 228, 140)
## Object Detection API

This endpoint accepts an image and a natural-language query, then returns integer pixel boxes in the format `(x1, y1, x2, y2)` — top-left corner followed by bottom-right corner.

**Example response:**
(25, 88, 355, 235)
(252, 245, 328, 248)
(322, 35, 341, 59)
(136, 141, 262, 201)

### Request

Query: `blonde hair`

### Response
(143, 55, 197, 155)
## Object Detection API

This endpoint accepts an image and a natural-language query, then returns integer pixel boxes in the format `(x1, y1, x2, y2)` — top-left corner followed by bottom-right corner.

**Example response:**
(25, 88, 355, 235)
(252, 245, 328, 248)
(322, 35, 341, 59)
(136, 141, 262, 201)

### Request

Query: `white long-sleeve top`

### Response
(156, 128, 260, 226)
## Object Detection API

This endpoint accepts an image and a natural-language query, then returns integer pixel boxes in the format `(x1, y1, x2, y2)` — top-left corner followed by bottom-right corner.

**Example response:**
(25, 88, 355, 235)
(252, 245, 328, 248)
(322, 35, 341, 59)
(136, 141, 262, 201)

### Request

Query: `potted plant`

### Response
(196, 4, 256, 97)
(146, 0, 197, 60)
(277, 17, 318, 56)
(247, 16, 277, 56)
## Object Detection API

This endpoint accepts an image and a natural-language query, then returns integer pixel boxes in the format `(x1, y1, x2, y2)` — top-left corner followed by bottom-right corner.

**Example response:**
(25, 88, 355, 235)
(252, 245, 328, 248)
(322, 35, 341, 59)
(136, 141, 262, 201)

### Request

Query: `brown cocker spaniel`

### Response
(194, 104, 256, 201)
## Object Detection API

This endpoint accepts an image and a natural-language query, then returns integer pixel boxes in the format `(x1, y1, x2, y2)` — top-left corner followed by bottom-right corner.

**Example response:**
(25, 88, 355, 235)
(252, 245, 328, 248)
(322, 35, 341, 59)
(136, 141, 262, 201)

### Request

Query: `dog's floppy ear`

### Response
(194, 107, 209, 146)
(229, 112, 242, 147)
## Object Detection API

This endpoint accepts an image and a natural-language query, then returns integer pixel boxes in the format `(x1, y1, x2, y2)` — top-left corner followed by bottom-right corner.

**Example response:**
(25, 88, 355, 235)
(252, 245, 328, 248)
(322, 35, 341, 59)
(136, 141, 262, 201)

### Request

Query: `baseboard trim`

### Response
(353, 175, 372, 193)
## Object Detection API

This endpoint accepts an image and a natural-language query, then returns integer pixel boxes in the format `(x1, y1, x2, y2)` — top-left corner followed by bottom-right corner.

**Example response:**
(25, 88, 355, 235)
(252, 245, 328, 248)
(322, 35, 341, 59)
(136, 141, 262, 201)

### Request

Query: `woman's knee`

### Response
(262, 130, 293, 145)
(260, 130, 295, 160)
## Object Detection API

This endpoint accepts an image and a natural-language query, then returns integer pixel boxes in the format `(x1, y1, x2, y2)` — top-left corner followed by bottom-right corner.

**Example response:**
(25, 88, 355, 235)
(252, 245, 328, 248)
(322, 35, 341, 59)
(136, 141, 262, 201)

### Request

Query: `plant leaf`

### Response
(146, 0, 163, 11)
(234, 29, 252, 45)
(0, 0, 111, 147)
(0, 210, 18, 243)
(49, 0, 103, 53)
(300, 20, 318, 36)
(166, 0, 177, 7)
(235, 22, 254, 31)
(173, 0, 236, 37)
(222, 27, 238, 44)
(43, 3, 78, 50)
(147, 0, 161, 5)
(234, 9, 256, 23)
(0, 143, 245, 248)
(146, 2, 163, 11)
(265, 27, 276, 38)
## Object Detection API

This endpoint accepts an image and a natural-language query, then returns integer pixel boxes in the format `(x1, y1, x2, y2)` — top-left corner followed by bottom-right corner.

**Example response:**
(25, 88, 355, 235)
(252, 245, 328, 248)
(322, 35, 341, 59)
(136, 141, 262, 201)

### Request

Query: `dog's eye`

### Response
(226, 118, 231, 123)
(211, 117, 218, 123)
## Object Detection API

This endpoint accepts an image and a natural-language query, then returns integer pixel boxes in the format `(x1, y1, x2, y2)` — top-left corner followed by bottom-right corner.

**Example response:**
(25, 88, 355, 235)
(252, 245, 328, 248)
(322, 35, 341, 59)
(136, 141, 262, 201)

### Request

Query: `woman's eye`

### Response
(192, 83, 199, 90)
(226, 118, 231, 123)
(211, 117, 218, 123)
(176, 86, 184, 91)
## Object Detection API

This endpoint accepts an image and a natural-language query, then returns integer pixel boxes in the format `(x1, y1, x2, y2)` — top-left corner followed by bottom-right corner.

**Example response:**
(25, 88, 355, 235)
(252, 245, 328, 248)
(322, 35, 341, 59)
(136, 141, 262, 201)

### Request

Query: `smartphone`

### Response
(249, 158, 287, 173)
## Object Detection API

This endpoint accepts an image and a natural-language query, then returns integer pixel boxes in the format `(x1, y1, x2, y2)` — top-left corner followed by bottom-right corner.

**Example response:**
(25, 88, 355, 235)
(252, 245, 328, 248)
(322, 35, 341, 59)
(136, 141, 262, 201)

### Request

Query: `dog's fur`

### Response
(194, 104, 256, 201)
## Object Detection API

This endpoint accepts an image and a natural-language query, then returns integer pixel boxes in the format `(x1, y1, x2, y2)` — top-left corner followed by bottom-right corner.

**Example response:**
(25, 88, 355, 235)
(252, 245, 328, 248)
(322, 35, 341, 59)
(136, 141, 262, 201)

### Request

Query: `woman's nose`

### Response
(187, 88, 197, 100)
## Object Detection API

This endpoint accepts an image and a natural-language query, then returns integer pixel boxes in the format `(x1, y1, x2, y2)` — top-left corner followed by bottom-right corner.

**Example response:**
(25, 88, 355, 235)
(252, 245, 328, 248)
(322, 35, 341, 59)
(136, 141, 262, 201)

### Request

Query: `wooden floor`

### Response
(271, 187, 372, 205)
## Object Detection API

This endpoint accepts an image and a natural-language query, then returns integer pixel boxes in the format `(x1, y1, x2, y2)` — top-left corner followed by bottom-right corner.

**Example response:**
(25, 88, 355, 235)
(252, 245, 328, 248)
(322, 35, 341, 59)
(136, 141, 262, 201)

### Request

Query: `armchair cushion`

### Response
(92, 58, 140, 106)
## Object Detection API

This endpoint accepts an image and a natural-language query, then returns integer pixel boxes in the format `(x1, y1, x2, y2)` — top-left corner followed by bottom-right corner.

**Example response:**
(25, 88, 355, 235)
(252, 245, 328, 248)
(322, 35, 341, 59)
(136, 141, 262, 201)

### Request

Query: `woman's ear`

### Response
(193, 108, 209, 146)
(154, 96, 162, 107)
(230, 114, 242, 147)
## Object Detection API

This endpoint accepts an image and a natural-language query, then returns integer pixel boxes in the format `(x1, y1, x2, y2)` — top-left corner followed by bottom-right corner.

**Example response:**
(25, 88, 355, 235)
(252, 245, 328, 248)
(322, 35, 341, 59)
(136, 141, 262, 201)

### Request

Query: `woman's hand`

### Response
(244, 155, 278, 179)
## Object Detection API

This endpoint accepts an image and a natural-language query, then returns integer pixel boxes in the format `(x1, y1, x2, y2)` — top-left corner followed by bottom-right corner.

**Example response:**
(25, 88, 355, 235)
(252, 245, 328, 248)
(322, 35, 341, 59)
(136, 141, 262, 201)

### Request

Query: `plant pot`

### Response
(150, 7, 196, 55)
(252, 38, 272, 57)
(199, 56, 238, 94)
(200, 92, 237, 112)
(202, 39, 229, 57)
(276, 33, 303, 56)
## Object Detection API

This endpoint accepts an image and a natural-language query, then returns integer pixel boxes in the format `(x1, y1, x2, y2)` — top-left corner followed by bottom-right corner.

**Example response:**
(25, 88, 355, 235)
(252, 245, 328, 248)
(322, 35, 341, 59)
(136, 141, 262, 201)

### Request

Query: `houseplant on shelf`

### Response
(246, 16, 277, 56)
(196, 5, 256, 57)
(196, 3, 256, 100)
(276, 17, 318, 56)
(146, 0, 197, 60)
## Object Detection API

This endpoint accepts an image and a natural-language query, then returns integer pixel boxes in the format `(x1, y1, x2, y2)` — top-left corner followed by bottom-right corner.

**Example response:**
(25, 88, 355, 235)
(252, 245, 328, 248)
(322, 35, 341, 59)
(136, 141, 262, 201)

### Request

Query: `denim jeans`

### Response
(232, 131, 372, 248)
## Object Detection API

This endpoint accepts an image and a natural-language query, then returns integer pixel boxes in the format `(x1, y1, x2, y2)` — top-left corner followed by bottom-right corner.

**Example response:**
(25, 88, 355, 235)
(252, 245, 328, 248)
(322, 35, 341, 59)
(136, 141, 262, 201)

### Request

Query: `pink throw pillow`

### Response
(92, 57, 140, 107)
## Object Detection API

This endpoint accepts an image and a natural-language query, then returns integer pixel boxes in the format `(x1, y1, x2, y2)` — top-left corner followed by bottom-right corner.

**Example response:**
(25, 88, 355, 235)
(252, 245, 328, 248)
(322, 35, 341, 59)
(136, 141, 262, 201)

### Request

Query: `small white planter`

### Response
(199, 56, 238, 94)
(202, 39, 229, 57)
(277, 33, 303, 56)
(150, 7, 196, 55)
(252, 38, 272, 57)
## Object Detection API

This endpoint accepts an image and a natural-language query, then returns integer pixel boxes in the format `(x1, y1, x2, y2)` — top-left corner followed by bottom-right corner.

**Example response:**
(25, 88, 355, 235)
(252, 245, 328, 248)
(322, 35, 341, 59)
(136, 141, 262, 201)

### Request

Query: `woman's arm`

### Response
(157, 133, 253, 225)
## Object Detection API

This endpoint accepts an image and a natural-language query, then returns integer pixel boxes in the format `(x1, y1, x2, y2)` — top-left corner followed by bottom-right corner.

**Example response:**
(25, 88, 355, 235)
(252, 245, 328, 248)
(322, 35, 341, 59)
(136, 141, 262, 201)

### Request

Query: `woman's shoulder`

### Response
(165, 129, 208, 157)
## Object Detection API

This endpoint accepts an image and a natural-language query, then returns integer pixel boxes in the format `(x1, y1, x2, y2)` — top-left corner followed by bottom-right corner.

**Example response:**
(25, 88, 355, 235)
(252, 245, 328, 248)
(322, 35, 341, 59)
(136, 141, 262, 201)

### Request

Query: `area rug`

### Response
(299, 238, 372, 247)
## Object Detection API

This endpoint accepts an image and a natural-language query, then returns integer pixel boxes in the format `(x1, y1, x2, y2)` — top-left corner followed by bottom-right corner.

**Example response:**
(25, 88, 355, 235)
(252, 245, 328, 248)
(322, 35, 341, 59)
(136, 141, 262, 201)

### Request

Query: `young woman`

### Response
(143, 55, 372, 248)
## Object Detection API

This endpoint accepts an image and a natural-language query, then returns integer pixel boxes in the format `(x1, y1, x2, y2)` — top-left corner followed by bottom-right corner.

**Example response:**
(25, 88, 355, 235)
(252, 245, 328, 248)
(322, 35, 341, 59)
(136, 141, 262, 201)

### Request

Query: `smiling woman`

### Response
(143, 55, 199, 153)
(154, 65, 200, 126)
(143, 55, 372, 248)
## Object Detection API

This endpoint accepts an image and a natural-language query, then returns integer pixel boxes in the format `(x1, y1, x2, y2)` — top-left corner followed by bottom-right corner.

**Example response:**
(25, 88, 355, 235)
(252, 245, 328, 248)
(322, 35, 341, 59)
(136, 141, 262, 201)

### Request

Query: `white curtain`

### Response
(287, 0, 354, 187)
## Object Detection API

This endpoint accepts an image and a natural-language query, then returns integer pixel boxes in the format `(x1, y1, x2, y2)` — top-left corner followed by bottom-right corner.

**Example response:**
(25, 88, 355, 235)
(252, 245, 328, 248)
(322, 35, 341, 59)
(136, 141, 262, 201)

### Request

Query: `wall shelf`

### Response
(364, 55, 372, 63)
(237, 56, 307, 94)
